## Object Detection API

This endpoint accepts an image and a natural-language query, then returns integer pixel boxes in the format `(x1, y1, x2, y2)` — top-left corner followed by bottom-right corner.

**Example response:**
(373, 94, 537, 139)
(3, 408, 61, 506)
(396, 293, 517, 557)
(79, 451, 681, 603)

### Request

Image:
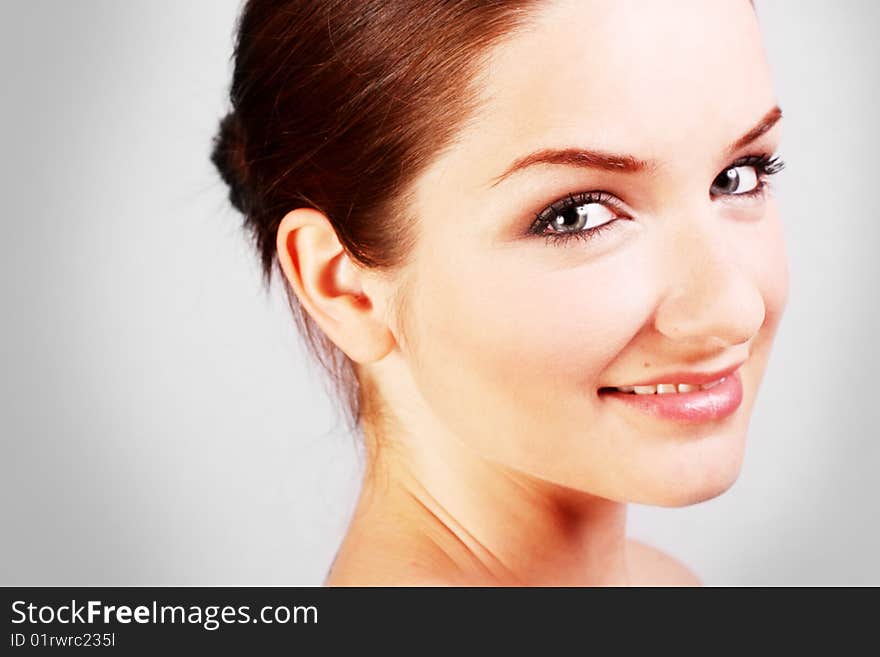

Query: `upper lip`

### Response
(602, 361, 745, 388)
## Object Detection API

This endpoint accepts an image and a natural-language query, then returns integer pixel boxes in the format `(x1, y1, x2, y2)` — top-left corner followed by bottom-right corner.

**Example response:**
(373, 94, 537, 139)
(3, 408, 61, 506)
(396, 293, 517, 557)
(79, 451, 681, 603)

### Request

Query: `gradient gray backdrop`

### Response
(2, 1, 878, 585)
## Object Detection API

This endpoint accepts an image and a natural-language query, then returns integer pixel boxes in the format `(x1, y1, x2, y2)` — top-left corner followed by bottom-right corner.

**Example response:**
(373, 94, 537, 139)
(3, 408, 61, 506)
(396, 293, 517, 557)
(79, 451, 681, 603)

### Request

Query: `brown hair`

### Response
(211, 0, 541, 433)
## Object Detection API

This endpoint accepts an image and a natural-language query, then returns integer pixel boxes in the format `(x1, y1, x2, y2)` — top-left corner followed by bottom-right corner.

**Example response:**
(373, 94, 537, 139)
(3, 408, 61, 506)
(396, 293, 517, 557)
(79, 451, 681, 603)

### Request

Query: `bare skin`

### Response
(278, 0, 787, 586)
(324, 453, 701, 586)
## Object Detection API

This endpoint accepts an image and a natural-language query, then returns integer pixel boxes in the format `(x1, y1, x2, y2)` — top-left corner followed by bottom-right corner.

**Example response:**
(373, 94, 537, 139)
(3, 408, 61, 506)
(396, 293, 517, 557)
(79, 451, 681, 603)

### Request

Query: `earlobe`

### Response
(275, 208, 395, 364)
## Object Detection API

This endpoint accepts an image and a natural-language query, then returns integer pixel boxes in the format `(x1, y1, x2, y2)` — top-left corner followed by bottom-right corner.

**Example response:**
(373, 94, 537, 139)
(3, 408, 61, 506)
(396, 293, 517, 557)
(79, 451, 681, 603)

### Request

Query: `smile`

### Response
(598, 364, 745, 422)
(608, 380, 725, 394)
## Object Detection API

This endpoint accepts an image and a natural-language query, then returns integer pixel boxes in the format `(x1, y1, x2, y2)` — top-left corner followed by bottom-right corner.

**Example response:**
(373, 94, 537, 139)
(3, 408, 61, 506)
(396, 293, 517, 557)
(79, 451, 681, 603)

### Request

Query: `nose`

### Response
(653, 221, 765, 351)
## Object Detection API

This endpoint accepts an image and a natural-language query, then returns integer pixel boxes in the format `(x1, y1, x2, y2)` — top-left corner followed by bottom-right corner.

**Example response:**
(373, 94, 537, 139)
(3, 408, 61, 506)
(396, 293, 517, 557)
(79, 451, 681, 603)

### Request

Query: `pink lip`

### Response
(598, 368, 744, 423)
(610, 362, 746, 388)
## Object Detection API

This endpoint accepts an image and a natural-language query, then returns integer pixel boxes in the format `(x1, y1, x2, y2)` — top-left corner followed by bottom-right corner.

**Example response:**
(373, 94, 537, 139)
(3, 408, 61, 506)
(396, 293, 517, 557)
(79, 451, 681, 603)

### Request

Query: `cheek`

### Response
(759, 208, 790, 320)
(735, 204, 789, 408)
(744, 204, 790, 346)
(409, 239, 655, 457)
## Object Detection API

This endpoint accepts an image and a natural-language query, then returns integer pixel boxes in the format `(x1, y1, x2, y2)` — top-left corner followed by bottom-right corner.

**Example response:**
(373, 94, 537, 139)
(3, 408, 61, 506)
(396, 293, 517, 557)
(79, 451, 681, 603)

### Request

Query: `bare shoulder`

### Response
(626, 537, 702, 587)
(324, 555, 467, 587)
(323, 533, 471, 587)
(325, 567, 458, 587)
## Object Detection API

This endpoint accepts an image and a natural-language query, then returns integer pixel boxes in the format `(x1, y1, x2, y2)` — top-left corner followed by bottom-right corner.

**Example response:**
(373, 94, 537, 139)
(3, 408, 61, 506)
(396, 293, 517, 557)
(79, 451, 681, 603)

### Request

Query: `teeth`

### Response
(613, 378, 726, 394)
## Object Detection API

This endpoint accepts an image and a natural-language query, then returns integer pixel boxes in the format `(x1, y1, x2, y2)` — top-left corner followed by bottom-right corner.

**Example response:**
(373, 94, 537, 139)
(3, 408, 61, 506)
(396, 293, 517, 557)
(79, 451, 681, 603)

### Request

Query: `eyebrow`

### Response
(488, 105, 783, 188)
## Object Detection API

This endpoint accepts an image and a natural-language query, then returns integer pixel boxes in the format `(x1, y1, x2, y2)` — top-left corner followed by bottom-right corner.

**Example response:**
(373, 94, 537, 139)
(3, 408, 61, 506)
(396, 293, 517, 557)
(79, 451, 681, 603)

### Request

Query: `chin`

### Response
(657, 471, 742, 507)
(631, 431, 749, 507)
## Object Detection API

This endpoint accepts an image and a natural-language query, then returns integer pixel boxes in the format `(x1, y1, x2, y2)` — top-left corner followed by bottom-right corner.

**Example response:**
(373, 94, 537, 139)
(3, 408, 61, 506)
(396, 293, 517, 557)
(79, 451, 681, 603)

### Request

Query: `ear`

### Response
(275, 207, 396, 363)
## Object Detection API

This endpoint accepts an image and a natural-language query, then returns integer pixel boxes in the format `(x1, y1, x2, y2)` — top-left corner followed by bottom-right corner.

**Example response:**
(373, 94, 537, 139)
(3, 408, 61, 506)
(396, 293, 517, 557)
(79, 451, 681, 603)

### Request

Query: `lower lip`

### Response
(598, 370, 743, 423)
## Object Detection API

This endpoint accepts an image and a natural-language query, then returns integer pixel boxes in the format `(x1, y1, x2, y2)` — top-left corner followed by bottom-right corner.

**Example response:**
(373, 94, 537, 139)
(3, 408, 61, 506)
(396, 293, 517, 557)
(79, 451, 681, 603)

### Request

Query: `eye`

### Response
(711, 165, 758, 195)
(529, 191, 628, 246)
(710, 153, 785, 198)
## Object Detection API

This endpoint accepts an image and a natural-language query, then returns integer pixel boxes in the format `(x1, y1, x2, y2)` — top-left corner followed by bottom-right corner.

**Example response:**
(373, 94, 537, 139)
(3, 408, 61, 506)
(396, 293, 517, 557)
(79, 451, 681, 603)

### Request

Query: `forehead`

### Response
(445, 0, 775, 179)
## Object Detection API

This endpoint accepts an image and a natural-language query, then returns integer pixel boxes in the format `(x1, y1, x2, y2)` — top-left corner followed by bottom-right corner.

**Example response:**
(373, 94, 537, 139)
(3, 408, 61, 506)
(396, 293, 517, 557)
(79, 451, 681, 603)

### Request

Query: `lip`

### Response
(604, 361, 746, 388)
(598, 367, 744, 423)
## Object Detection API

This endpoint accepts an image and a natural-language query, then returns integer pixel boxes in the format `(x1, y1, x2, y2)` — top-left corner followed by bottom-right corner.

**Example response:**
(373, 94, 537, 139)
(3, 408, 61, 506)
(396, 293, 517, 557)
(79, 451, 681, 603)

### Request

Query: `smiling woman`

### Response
(211, 0, 789, 586)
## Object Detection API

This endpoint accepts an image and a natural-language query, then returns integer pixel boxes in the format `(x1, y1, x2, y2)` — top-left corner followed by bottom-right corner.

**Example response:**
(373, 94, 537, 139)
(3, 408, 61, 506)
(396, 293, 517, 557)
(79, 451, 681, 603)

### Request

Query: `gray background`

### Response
(2, 0, 877, 585)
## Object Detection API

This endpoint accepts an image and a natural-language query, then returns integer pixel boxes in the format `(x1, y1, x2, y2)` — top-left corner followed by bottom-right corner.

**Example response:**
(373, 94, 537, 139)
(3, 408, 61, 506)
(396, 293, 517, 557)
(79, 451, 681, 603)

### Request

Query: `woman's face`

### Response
(388, 0, 788, 505)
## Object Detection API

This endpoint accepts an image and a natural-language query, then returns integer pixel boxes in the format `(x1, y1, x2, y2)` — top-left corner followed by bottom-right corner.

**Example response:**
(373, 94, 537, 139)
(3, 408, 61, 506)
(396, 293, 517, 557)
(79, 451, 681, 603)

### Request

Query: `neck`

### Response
(350, 423, 631, 586)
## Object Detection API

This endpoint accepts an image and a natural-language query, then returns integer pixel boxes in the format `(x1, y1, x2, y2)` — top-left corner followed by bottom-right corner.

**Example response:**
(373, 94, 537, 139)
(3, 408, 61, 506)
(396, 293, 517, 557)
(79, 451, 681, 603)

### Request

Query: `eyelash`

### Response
(529, 152, 786, 247)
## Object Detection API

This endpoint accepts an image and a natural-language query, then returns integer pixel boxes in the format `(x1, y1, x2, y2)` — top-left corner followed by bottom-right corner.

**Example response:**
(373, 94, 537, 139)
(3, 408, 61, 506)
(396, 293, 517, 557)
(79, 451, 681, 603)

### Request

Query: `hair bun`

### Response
(211, 111, 252, 215)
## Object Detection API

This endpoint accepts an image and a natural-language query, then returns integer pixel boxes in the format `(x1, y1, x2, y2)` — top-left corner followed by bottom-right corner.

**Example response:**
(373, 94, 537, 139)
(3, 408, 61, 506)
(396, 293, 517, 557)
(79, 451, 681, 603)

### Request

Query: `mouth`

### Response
(598, 361, 745, 393)
(599, 379, 725, 395)
(597, 363, 745, 423)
